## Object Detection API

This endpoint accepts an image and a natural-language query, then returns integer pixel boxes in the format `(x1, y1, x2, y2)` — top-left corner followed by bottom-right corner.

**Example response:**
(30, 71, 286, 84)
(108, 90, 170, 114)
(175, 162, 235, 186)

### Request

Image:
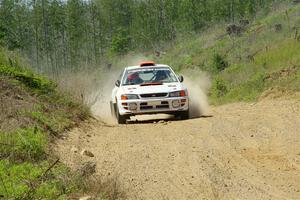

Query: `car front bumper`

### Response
(118, 97, 189, 116)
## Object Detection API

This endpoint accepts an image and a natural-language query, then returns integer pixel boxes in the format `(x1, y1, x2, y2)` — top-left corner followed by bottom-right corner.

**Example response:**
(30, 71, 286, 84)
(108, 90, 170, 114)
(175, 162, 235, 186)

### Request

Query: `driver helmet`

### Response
(128, 72, 139, 81)
(156, 70, 167, 80)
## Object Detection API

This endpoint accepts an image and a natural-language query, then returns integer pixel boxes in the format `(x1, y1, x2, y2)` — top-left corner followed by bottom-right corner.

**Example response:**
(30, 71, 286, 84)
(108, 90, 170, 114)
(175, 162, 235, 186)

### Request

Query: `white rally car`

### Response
(110, 61, 189, 124)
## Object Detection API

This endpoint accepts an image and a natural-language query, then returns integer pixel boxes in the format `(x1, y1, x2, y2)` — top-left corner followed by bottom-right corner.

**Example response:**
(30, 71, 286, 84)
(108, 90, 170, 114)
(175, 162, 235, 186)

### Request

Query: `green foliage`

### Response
(212, 53, 229, 72)
(0, 160, 75, 200)
(0, 53, 89, 134)
(29, 111, 74, 135)
(255, 39, 300, 71)
(0, 128, 47, 162)
(211, 77, 228, 98)
(0, 160, 43, 199)
(225, 72, 267, 102)
(160, 3, 300, 105)
(0, 47, 24, 69)
(0, 0, 282, 72)
(0, 65, 55, 93)
(0, 49, 91, 199)
(110, 30, 131, 55)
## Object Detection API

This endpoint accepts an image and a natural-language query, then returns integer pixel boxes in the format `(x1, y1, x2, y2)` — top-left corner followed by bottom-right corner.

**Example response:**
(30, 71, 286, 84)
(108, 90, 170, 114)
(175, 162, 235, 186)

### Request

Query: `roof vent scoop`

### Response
(140, 61, 155, 67)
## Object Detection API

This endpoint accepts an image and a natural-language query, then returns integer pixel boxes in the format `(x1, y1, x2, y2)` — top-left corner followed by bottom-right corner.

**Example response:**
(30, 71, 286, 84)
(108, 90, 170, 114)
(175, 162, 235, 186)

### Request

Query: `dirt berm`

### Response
(56, 98, 300, 200)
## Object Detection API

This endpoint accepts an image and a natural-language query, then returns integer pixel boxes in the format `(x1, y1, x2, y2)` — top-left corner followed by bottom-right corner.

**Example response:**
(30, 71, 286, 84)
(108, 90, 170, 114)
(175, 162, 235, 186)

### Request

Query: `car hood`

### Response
(120, 82, 185, 95)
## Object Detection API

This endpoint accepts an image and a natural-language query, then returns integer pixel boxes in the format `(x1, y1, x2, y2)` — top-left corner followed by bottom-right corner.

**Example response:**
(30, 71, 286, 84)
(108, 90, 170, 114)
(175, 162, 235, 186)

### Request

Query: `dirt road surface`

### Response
(56, 98, 300, 200)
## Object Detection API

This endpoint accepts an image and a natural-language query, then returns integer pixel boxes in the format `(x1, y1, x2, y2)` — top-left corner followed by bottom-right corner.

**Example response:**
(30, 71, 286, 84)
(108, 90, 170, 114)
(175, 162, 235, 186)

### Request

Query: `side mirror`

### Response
(178, 75, 184, 83)
(115, 80, 120, 87)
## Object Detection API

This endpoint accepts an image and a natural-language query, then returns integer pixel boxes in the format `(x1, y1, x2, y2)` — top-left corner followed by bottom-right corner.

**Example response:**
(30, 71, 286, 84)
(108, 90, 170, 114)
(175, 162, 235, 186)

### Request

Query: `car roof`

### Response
(125, 64, 170, 71)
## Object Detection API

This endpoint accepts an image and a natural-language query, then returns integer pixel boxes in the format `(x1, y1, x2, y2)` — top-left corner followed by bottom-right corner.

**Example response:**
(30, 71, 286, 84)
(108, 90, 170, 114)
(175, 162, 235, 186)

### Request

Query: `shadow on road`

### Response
(191, 115, 213, 119)
(127, 114, 213, 124)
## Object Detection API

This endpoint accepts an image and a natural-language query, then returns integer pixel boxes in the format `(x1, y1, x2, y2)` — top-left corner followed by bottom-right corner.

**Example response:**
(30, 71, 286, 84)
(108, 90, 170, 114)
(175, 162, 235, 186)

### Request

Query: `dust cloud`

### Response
(182, 70, 211, 118)
(88, 70, 119, 124)
(59, 55, 211, 123)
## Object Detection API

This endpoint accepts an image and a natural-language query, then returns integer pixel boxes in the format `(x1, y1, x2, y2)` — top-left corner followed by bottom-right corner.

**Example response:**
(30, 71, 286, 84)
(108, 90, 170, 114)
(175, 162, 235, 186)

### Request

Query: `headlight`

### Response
(129, 103, 138, 110)
(169, 90, 187, 97)
(121, 94, 139, 100)
(172, 100, 181, 108)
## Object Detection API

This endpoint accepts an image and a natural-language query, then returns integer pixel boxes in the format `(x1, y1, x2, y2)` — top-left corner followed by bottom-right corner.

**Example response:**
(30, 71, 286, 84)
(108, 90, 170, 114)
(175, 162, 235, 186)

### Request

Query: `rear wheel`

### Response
(115, 103, 128, 124)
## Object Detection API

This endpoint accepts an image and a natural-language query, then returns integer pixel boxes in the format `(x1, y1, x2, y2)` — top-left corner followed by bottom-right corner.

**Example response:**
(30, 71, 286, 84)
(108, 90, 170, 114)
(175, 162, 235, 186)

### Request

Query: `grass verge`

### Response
(0, 49, 124, 199)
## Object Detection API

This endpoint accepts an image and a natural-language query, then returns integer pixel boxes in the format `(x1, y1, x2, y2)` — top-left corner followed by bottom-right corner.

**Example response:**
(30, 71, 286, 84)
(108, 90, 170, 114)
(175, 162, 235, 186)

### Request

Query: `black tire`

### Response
(110, 101, 116, 118)
(175, 110, 190, 120)
(115, 103, 128, 124)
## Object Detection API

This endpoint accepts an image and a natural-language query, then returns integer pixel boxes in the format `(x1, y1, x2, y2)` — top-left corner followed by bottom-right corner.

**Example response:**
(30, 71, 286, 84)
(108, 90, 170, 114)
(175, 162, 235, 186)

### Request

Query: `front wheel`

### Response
(110, 101, 116, 118)
(115, 103, 128, 124)
(175, 110, 190, 120)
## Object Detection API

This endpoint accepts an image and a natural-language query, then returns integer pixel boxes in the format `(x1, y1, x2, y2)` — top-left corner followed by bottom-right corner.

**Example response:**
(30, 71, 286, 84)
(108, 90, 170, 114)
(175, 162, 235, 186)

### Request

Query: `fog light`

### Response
(129, 103, 137, 110)
(172, 100, 180, 108)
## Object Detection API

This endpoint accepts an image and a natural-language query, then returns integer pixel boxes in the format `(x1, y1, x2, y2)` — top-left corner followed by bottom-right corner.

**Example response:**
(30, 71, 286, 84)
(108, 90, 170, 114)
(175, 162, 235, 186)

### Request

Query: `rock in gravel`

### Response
(79, 196, 92, 200)
(71, 146, 79, 153)
(81, 149, 94, 157)
(158, 120, 168, 125)
(79, 161, 96, 177)
(15, 94, 24, 100)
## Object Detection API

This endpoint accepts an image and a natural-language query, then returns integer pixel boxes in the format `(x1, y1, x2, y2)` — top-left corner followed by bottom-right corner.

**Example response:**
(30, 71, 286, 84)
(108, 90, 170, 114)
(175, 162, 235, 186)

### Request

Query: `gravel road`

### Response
(56, 98, 300, 200)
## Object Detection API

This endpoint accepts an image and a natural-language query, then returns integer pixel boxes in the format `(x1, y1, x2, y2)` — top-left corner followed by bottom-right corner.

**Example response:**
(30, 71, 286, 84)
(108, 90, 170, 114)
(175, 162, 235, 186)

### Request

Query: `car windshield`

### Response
(122, 67, 178, 86)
